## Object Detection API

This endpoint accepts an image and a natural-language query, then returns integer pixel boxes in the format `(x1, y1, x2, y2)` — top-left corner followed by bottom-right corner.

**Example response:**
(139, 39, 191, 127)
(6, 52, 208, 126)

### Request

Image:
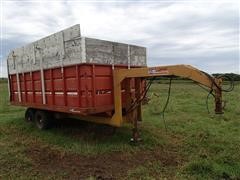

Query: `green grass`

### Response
(0, 81, 239, 179)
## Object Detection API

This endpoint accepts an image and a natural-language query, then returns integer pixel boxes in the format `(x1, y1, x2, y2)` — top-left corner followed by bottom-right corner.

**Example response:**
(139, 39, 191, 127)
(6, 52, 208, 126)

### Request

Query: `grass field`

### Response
(0, 80, 239, 179)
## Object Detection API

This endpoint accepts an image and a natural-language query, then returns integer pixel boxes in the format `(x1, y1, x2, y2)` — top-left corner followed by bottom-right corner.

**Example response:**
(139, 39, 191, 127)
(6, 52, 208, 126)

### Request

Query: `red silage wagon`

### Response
(7, 25, 224, 141)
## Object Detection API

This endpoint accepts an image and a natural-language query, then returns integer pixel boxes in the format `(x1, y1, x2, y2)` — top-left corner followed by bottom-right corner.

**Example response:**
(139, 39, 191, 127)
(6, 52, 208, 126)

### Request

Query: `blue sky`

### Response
(0, 0, 239, 77)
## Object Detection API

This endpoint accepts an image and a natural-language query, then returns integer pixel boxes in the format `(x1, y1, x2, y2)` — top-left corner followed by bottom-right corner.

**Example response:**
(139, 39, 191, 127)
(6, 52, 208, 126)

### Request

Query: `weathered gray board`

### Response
(7, 24, 146, 75)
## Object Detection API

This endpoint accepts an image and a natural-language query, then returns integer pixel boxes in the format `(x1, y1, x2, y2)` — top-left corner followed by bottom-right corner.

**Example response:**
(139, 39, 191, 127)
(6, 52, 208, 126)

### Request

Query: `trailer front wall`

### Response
(9, 64, 139, 115)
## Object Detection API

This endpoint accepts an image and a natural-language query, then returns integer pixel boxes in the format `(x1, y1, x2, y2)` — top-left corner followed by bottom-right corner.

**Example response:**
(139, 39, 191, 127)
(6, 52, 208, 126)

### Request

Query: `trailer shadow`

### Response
(50, 118, 132, 143)
(46, 117, 161, 150)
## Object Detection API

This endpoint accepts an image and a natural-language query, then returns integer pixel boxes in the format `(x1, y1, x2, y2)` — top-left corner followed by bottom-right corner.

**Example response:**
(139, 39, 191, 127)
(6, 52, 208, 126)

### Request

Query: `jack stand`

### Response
(130, 127, 142, 143)
(130, 111, 142, 144)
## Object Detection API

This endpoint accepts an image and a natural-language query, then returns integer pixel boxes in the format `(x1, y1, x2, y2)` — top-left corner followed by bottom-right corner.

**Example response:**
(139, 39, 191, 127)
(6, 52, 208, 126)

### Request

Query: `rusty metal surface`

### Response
(7, 25, 146, 75)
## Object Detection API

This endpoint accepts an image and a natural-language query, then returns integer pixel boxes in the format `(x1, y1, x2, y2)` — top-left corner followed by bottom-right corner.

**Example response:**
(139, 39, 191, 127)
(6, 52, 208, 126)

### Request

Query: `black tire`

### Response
(34, 110, 52, 130)
(25, 108, 35, 123)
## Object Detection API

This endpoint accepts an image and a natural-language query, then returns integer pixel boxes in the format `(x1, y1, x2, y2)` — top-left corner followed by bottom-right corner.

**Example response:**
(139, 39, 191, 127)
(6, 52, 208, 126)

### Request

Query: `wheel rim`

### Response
(25, 109, 33, 122)
(36, 114, 43, 127)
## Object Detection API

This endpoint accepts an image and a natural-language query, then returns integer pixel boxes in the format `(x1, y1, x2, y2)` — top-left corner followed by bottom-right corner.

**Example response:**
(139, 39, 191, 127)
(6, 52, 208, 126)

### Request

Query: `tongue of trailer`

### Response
(147, 65, 223, 114)
(110, 64, 234, 142)
(113, 64, 224, 115)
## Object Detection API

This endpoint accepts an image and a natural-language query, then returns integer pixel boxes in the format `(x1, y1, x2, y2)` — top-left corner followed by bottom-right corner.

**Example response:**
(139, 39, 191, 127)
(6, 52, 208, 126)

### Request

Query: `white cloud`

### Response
(0, 0, 239, 77)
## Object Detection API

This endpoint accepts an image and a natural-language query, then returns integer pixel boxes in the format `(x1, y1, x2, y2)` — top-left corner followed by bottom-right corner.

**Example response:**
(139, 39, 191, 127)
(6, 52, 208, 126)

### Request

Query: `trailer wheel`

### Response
(34, 110, 51, 130)
(25, 108, 35, 122)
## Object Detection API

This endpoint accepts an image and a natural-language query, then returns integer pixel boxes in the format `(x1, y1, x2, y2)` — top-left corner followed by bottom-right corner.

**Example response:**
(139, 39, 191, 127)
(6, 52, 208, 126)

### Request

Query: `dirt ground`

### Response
(25, 141, 183, 179)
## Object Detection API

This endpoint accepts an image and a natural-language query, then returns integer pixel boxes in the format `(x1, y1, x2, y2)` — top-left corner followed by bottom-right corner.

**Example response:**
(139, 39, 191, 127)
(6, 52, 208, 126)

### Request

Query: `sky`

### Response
(0, 0, 239, 77)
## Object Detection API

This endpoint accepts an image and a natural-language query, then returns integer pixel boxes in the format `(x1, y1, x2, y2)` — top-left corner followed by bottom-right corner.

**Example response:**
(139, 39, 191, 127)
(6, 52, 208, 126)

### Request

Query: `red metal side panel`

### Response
(9, 63, 142, 115)
(94, 65, 113, 107)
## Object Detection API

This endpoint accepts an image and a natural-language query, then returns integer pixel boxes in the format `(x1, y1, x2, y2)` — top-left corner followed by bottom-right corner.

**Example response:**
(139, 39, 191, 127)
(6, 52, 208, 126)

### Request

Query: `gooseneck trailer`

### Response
(7, 25, 223, 141)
